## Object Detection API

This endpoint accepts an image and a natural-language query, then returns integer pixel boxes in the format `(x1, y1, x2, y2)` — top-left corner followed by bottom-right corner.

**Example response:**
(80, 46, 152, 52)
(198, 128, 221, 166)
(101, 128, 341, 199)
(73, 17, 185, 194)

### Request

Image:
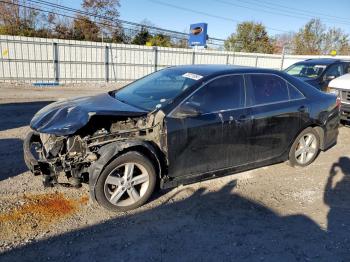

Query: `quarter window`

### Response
(187, 75, 245, 113)
(288, 83, 304, 100)
(246, 74, 289, 106)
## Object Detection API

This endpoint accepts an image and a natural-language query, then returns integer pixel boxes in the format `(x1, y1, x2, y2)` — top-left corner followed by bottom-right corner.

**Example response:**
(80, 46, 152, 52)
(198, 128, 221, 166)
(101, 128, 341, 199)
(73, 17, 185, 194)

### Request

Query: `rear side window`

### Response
(343, 63, 350, 74)
(246, 74, 289, 106)
(324, 64, 344, 78)
(187, 75, 245, 113)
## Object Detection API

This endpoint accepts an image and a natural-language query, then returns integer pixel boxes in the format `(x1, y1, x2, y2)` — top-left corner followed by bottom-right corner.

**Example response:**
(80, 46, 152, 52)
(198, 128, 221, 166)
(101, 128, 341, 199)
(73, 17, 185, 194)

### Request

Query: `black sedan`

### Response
(24, 65, 340, 211)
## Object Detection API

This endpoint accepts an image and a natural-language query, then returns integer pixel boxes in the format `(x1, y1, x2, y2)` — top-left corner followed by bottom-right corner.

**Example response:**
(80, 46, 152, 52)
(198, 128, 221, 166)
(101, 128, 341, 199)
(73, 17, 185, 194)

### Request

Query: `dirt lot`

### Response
(0, 83, 350, 261)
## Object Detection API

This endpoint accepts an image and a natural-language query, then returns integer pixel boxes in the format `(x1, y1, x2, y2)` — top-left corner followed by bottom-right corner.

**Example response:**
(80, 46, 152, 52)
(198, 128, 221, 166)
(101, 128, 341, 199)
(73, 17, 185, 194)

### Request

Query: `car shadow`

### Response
(1, 157, 350, 261)
(0, 138, 27, 181)
(0, 101, 53, 131)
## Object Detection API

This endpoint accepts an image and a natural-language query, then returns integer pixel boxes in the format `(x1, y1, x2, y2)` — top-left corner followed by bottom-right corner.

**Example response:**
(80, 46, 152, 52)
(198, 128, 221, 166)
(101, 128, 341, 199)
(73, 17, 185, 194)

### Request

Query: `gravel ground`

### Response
(0, 83, 350, 261)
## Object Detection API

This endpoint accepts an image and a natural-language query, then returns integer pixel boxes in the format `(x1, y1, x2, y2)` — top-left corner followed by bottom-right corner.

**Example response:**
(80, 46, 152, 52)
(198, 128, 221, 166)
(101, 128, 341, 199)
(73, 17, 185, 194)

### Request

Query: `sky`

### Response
(61, 0, 350, 39)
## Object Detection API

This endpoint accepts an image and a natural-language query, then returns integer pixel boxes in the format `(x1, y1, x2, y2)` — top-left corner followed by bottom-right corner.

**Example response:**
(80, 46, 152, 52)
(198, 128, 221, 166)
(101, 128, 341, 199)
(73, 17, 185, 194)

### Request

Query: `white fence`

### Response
(1, 35, 349, 83)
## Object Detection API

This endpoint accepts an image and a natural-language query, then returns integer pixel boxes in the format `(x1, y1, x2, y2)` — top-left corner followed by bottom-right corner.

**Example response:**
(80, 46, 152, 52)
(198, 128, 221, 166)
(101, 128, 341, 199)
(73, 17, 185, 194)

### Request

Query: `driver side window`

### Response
(187, 75, 245, 113)
(324, 64, 344, 78)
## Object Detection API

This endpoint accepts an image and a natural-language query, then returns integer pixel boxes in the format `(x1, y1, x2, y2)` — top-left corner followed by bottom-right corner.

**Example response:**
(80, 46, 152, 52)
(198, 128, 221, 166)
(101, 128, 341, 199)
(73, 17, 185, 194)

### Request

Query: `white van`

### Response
(329, 73, 350, 124)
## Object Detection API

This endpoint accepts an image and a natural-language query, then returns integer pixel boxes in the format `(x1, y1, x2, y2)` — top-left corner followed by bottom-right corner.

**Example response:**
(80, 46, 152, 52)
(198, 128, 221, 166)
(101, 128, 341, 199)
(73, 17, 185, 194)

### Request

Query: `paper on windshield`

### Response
(182, 72, 203, 80)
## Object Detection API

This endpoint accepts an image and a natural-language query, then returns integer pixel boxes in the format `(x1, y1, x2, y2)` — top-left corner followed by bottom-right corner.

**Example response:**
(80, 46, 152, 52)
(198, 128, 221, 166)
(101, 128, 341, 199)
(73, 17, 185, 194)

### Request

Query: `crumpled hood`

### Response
(30, 93, 148, 136)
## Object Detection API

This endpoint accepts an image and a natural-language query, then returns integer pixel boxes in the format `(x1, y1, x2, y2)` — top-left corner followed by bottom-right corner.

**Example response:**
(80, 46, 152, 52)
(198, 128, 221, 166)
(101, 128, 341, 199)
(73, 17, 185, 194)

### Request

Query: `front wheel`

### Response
(288, 127, 320, 167)
(94, 151, 156, 212)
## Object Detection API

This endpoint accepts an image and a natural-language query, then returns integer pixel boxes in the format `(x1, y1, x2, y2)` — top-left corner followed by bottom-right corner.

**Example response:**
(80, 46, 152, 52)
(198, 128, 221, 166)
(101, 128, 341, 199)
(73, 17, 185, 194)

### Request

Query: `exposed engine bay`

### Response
(25, 111, 166, 188)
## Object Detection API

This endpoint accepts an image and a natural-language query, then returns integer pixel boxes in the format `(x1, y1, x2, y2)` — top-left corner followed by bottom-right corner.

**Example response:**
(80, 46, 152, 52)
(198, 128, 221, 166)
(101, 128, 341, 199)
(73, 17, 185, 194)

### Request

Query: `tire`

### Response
(288, 127, 320, 167)
(94, 151, 157, 212)
(340, 120, 349, 127)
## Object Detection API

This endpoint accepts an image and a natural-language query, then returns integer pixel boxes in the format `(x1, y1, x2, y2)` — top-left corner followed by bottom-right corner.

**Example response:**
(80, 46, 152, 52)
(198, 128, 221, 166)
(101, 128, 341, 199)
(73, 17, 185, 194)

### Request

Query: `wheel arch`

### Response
(291, 123, 325, 149)
(88, 140, 167, 202)
(287, 124, 323, 167)
(287, 123, 325, 159)
(311, 125, 325, 150)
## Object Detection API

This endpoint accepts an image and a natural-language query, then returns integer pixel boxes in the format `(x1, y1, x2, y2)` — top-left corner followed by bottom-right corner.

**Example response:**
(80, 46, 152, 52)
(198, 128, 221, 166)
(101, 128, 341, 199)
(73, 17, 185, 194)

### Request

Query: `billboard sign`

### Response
(189, 23, 208, 47)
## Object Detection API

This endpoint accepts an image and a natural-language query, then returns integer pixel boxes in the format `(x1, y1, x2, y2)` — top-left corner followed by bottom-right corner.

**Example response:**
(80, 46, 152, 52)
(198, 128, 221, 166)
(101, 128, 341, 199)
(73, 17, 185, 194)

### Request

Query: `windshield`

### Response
(285, 63, 327, 79)
(113, 68, 202, 111)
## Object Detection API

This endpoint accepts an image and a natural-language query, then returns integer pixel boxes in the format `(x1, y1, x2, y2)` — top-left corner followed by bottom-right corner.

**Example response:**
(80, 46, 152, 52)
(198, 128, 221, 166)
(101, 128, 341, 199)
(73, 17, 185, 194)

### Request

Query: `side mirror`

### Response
(174, 102, 202, 118)
(325, 75, 336, 81)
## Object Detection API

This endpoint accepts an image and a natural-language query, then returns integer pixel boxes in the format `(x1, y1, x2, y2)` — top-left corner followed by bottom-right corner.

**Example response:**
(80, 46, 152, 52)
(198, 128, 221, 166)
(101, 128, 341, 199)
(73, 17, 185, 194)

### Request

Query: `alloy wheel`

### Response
(295, 133, 317, 165)
(104, 162, 150, 207)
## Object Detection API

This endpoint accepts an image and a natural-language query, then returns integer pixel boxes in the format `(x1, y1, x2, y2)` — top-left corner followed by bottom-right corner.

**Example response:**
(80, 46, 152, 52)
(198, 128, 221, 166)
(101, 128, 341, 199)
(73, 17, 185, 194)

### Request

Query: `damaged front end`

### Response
(24, 131, 94, 187)
(23, 110, 166, 188)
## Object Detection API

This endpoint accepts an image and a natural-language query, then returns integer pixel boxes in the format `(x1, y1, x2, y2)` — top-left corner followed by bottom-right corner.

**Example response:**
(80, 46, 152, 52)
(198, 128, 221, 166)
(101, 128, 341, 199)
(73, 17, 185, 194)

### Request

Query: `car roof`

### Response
(295, 58, 349, 65)
(168, 64, 280, 77)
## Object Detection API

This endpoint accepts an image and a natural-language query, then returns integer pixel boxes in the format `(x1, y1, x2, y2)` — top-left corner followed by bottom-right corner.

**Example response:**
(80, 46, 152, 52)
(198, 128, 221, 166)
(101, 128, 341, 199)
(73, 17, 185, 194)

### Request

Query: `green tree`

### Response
(148, 34, 172, 47)
(224, 21, 274, 53)
(131, 26, 151, 45)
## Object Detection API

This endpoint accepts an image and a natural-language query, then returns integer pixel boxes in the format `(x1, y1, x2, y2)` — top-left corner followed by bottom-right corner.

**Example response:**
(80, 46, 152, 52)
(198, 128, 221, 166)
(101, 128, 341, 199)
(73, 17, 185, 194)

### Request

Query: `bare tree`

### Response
(82, 0, 122, 39)
(323, 28, 349, 55)
(293, 19, 325, 55)
(292, 18, 349, 55)
(273, 32, 295, 54)
(0, 0, 39, 36)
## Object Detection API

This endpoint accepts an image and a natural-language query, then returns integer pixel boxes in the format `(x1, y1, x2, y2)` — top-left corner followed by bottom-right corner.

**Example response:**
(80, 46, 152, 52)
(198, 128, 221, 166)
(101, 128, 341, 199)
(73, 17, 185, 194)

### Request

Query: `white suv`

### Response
(329, 73, 350, 124)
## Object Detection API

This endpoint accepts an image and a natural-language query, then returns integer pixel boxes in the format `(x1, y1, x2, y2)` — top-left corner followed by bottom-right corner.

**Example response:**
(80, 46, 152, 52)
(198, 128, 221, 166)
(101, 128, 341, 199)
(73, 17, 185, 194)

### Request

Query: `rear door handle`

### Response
(235, 115, 252, 124)
(298, 105, 307, 113)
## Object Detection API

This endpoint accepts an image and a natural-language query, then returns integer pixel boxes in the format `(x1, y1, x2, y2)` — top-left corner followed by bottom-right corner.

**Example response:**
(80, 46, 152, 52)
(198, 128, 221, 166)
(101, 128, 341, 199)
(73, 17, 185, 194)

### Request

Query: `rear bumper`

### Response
(321, 105, 340, 151)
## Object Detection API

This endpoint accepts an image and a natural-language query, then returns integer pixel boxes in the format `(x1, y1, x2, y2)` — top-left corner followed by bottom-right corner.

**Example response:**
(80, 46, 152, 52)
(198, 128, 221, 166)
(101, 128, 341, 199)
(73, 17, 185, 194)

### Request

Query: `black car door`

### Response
(245, 74, 306, 162)
(166, 74, 252, 178)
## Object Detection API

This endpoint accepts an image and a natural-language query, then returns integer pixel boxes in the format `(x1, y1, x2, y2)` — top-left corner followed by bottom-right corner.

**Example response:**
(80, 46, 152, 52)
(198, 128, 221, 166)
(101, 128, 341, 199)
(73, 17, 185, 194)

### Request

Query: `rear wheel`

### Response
(94, 152, 156, 212)
(288, 127, 320, 167)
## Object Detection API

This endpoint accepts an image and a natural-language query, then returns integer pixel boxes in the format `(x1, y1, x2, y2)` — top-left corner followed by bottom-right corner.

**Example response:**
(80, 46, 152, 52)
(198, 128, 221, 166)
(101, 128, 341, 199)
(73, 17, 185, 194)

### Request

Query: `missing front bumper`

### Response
(23, 131, 50, 177)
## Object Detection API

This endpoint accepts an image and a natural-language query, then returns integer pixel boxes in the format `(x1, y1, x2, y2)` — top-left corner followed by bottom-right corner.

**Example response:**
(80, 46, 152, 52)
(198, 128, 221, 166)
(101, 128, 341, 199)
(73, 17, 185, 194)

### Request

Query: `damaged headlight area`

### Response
(24, 132, 97, 187)
(23, 112, 166, 188)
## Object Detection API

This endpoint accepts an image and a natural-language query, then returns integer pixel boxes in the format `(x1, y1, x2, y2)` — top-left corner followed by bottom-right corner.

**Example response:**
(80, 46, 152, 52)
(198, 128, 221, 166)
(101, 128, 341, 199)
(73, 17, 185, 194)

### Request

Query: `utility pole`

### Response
(280, 46, 286, 70)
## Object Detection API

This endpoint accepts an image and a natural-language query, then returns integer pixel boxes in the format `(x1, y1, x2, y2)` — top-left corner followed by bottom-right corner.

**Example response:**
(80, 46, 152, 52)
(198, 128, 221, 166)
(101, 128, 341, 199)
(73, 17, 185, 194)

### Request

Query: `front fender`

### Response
(88, 140, 162, 203)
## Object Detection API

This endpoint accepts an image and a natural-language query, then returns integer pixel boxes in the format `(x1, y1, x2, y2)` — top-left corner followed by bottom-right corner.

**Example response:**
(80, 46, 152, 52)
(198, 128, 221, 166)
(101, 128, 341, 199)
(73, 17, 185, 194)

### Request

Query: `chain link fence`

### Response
(1, 35, 349, 84)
